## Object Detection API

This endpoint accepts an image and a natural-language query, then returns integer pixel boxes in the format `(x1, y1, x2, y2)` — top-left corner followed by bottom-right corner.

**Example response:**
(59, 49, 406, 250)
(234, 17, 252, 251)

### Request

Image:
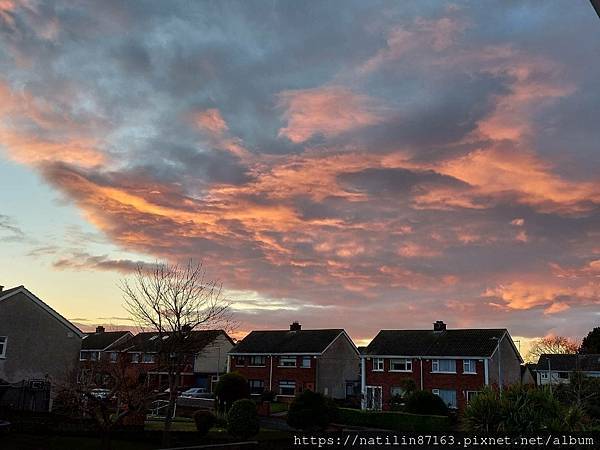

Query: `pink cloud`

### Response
(277, 86, 386, 143)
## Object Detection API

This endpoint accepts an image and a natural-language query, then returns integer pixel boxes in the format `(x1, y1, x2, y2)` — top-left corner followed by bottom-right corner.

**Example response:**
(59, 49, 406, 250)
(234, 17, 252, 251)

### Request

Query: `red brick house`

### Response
(361, 321, 523, 411)
(110, 330, 234, 392)
(78, 326, 133, 386)
(228, 322, 360, 401)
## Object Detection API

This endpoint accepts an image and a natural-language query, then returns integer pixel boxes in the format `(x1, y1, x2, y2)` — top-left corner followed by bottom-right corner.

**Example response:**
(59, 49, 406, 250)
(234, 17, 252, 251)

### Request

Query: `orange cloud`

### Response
(277, 86, 386, 143)
(192, 108, 228, 136)
(0, 81, 105, 167)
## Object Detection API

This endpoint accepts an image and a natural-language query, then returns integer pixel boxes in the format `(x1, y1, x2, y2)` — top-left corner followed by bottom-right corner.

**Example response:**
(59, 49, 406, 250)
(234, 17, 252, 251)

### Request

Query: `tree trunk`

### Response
(162, 368, 179, 447)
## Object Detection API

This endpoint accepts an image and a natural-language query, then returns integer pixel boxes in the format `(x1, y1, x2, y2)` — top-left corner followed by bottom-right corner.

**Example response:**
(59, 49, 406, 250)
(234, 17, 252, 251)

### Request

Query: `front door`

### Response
(365, 386, 382, 411)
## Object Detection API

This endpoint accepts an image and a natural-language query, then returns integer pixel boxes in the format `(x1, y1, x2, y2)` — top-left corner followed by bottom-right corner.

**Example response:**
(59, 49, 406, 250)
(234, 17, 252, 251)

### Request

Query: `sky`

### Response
(0, 0, 599, 350)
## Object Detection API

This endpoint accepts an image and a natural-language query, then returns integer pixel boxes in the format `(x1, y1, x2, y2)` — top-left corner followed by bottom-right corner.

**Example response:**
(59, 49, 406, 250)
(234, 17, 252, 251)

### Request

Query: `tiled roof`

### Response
(111, 330, 227, 353)
(82, 331, 131, 350)
(365, 328, 507, 357)
(537, 354, 600, 372)
(230, 329, 345, 354)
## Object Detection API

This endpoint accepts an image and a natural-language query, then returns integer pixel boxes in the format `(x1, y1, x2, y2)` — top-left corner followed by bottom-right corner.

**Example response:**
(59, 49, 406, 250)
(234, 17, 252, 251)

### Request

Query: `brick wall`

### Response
(364, 357, 487, 410)
(230, 355, 317, 400)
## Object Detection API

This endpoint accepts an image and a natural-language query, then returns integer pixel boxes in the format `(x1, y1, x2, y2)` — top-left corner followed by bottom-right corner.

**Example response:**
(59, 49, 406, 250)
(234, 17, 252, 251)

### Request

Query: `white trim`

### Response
(0, 336, 7, 359)
(229, 352, 320, 356)
(0, 287, 84, 338)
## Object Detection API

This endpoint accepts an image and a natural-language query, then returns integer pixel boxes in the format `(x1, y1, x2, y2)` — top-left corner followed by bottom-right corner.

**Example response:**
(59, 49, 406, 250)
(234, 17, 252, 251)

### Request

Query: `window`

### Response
(300, 356, 311, 368)
(466, 391, 480, 403)
(558, 372, 569, 379)
(142, 353, 155, 364)
(248, 380, 264, 395)
(373, 358, 384, 371)
(0, 337, 7, 358)
(433, 389, 457, 408)
(279, 356, 296, 367)
(80, 351, 88, 361)
(131, 353, 140, 363)
(390, 386, 405, 397)
(431, 359, 456, 373)
(235, 356, 245, 366)
(90, 351, 100, 361)
(463, 359, 477, 374)
(390, 359, 412, 372)
(541, 372, 548, 379)
(249, 355, 266, 366)
(279, 380, 295, 396)
(110, 352, 118, 363)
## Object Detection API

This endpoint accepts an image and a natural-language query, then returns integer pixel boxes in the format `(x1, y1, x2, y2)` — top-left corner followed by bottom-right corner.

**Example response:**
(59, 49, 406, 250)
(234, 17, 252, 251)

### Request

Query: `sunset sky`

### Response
(1, 1, 599, 349)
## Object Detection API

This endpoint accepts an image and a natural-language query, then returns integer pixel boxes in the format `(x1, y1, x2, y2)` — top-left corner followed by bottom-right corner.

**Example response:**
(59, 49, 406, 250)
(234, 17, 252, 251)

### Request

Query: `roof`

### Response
(82, 331, 132, 350)
(112, 330, 229, 353)
(537, 354, 600, 372)
(0, 285, 84, 338)
(365, 328, 510, 358)
(230, 329, 347, 354)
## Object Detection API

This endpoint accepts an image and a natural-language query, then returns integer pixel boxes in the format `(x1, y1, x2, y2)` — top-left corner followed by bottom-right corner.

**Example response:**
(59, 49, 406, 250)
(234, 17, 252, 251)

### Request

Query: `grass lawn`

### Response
(270, 402, 289, 414)
(145, 416, 196, 432)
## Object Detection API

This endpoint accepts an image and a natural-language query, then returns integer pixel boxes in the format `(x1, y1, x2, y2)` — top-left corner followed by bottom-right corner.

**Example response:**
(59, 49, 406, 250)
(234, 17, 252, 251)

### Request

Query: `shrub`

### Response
(287, 390, 338, 430)
(227, 399, 259, 439)
(462, 385, 589, 433)
(337, 408, 450, 432)
(214, 372, 250, 413)
(461, 388, 503, 433)
(405, 390, 448, 416)
(261, 390, 276, 402)
(193, 410, 216, 437)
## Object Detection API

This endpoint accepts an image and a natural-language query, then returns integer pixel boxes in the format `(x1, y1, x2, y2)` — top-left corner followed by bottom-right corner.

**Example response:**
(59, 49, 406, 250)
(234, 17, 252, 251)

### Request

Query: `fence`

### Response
(0, 379, 51, 412)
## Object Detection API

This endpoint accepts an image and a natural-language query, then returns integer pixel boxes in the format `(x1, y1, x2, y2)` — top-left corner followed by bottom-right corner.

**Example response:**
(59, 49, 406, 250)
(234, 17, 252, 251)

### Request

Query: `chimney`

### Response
(290, 321, 301, 332)
(0, 285, 4, 293)
(96, 326, 105, 333)
(433, 321, 446, 332)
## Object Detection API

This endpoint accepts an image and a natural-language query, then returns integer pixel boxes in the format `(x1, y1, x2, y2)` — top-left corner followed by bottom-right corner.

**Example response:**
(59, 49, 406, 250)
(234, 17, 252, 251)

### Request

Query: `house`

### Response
(536, 354, 600, 385)
(78, 326, 133, 386)
(0, 285, 84, 410)
(228, 322, 360, 401)
(110, 330, 234, 391)
(521, 363, 537, 385)
(361, 321, 523, 411)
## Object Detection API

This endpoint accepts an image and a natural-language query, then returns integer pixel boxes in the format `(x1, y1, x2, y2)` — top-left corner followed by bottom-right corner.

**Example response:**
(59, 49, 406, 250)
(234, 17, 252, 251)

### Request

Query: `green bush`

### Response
(193, 410, 216, 436)
(462, 385, 590, 433)
(227, 399, 259, 439)
(287, 390, 338, 430)
(337, 408, 450, 432)
(405, 390, 448, 416)
(214, 372, 250, 413)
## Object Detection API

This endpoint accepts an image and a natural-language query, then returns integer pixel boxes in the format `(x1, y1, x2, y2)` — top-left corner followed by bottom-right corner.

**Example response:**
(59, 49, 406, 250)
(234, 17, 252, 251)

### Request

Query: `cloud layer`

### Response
(1, 0, 599, 341)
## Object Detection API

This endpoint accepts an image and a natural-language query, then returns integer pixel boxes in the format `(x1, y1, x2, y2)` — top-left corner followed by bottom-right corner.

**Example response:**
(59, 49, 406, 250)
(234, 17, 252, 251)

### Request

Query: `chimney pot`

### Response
(290, 321, 301, 331)
(96, 326, 105, 333)
(433, 321, 446, 332)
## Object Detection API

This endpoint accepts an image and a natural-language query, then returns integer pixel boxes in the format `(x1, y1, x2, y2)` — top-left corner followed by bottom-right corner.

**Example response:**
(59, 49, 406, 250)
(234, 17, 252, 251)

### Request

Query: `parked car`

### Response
(179, 387, 212, 399)
(90, 388, 111, 400)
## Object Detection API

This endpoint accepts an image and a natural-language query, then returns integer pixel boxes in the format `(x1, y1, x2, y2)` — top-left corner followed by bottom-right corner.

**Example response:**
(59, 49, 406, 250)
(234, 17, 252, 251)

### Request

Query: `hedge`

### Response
(336, 408, 450, 432)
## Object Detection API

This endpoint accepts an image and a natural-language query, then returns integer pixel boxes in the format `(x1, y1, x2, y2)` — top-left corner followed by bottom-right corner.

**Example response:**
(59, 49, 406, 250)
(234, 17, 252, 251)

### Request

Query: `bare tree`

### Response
(527, 335, 579, 362)
(120, 260, 232, 446)
(55, 357, 152, 450)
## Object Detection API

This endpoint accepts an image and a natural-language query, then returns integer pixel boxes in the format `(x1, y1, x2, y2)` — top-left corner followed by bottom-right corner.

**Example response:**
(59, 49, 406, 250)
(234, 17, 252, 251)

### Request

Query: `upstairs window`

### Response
(109, 352, 118, 363)
(432, 359, 456, 373)
(373, 358, 384, 371)
(300, 356, 311, 368)
(131, 353, 140, 363)
(0, 336, 7, 358)
(463, 359, 477, 374)
(235, 356, 245, 366)
(79, 351, 88, 361)
(390, 359, 412, 372)
(279, 356, 296, 367)
(142, 353, 155, 364)
(249, 355, 266, 366)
